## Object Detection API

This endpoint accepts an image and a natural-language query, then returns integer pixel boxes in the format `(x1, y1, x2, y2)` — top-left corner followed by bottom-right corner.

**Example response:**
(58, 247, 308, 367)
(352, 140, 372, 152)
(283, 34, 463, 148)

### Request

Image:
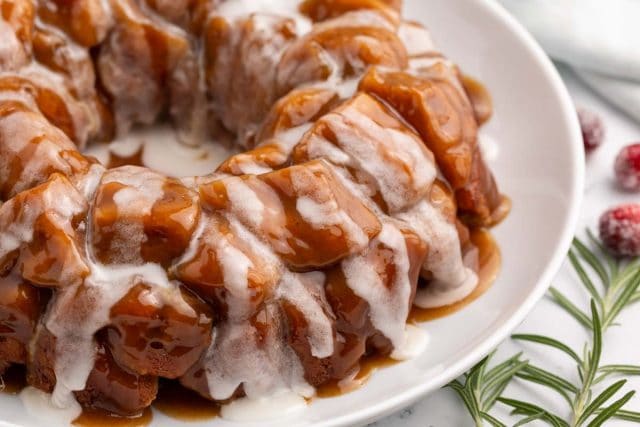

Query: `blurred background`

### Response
(501, 0, 640, 123)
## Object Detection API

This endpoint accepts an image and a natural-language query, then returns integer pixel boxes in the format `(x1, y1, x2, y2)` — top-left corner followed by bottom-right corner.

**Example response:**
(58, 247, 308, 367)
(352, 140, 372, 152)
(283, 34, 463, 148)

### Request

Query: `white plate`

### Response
(0, 0, 584, 426)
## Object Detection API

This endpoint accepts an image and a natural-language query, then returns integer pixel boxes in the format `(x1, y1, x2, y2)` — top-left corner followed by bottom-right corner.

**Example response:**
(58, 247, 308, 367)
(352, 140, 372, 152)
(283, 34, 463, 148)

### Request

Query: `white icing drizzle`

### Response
(306, 103, 436, 212)
(296, 196, 368, 248)
(229, 122, 314, 175)
(196, 214, 265, 320)
(19, 386, 82, 427)
(215, 0, 312, 35)
(35, 166, 194, 410)
(275, 271, 334, 358)
(396, 200, 478, 308)
(12, 61, 102, 148)
(203, 304, 314, 401)
(0, 109, 79, 196)
(0, 19, 28, 71)
(47, 254, 194, 409)
(272, 122, 314, 152)
(0, 178, 87, 281)
(390, 324, 429, 361)
(342, 222, 412, 349)
(223, 177, 266, 229)
(95, 167, 166, 262)
(398, 21, 437, 57)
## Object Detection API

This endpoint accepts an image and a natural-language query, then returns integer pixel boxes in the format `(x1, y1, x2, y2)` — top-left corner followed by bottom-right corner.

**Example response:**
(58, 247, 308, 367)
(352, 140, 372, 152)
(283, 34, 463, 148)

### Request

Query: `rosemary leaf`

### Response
(497, 397, 568, 427)
(480, 411, 507, 427)
(447, 380, 481, 421)
(568, 250, 603, 306)
(575, 379, 627, 425)
(598, 364, 640, 376)
(549, 287, 593, 329)
(511, 334, 581, 364)
(512, 411, 545, 427)
(481, 359, 528, 409)
(602, 268, 640, 329)
(585, 229, 616, 278)
(516, 364, 578, 394)
(586, 391, 635, 427)
(597, 408, 640, 422)
(448, 232, 640, 425)
(573, 237, 609, 287)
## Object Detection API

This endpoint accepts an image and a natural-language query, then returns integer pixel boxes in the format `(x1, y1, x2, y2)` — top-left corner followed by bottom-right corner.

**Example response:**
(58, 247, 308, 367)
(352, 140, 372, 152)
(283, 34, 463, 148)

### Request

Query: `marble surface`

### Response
(372, 66, 640, 426)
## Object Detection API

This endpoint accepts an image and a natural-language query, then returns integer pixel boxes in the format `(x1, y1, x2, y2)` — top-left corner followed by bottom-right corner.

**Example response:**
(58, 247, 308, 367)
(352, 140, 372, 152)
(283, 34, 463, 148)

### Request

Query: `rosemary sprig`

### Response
(448, 232, 640, 425)
(445, 351, 528, 427)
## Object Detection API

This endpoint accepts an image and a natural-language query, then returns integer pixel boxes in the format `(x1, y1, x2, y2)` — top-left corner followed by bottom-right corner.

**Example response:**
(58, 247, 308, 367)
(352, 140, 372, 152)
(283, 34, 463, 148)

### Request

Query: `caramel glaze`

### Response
(410, 228, 501, 322)
(154, 380, 221, 421)
(316, 353, 399, 398)
(107, 146, 145, 168)
(317, 228, 500, 397)
(77, 381, 220, 425)
(73, 408, 152, 427)
(461, 75, 493, 127)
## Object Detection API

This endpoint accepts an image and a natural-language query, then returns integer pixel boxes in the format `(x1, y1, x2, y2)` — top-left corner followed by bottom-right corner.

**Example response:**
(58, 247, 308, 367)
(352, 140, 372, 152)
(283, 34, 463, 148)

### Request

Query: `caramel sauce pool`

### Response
(107, 146, 145, 168)
(410, 228, 501, 322)
(316, 353, 400, 398)
(153, 381, 220, 421)
(72, 382, 220, 426)
(74, 408, 152, 427)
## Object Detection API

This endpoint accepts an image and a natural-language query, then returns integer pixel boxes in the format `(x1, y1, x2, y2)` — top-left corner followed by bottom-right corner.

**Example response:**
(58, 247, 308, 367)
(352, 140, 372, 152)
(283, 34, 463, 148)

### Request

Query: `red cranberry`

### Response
(614, 143, 640, 191)
(577, 108, 605, 152)
(599, 204, 640, 257)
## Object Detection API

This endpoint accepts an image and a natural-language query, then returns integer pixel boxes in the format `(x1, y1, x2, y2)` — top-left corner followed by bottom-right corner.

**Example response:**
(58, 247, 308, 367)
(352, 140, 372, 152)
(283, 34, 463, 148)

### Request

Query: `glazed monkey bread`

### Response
(0, 0, 508, 420)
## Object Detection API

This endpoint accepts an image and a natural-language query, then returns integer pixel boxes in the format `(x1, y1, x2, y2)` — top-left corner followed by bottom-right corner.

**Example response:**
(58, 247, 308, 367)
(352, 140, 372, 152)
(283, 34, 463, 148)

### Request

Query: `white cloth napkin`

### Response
(499, 0, 640, 122)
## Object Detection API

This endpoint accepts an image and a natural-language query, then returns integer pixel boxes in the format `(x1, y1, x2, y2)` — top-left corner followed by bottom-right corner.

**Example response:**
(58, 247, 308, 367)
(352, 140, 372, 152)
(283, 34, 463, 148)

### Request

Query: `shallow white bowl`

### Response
(0, 0, 583, 426)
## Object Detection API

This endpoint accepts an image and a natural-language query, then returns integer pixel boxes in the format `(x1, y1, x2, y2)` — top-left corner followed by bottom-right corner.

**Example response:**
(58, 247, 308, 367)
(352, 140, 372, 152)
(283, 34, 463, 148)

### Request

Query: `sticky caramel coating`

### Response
(0, 101, 97, 201)
(97, 0, 199, 136)
(142, 0, 215, 33)
(0, 0, 35, 70)
(299, 0, 401, 22)
(255, 88, 340, 144)
(0, 174, 89, 288)
(287, 225, 427, 386)
(0, 75, 98, 146)
(173, 213, 282, 318)
(293, 92, 435, 213)
(200, 160, 382, 269)
(28, 328, 158, 416)
(105, 284, 214, 379)
(276, 10, 407, 96)
(0, 275, 47, 372)
(91, 168, 201, 267)
(204, 13, 299, 145)
(217, 88, 340, 175)
(36, 0, 113, 47)
(359, 66, 503, 225)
